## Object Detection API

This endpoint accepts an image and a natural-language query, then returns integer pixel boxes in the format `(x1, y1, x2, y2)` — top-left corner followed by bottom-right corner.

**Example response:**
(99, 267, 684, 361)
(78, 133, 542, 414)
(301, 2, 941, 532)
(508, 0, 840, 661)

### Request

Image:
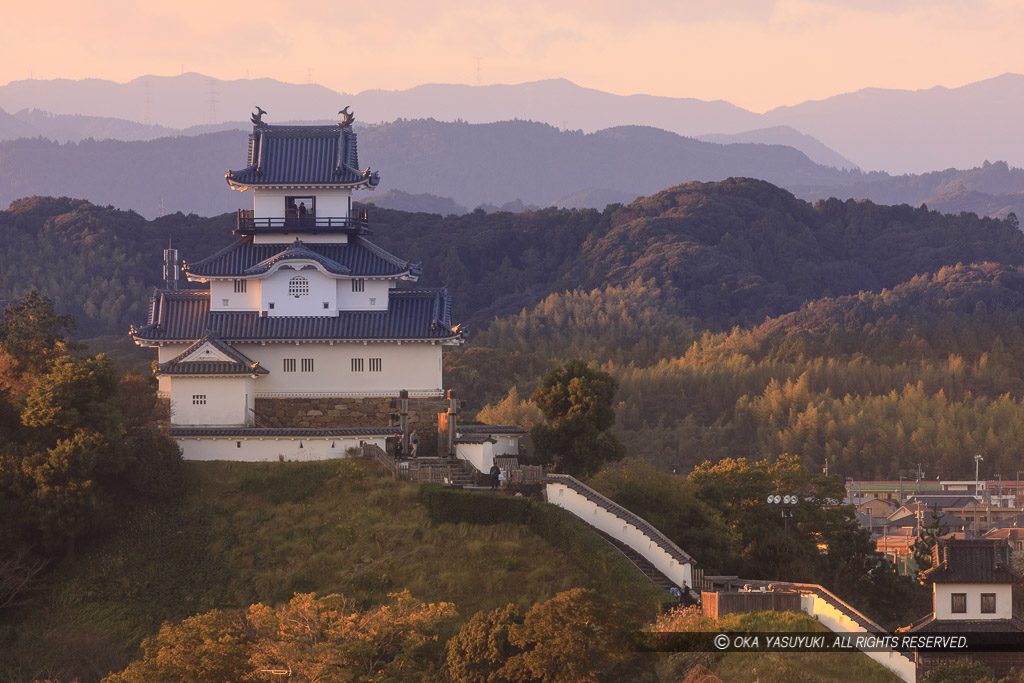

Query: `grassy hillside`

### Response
(0, 459, 665, 683)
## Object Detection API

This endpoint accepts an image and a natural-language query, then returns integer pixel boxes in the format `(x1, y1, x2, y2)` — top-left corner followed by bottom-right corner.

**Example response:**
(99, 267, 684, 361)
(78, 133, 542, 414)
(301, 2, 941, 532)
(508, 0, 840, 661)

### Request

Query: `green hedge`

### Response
(417, 484, 532, 525)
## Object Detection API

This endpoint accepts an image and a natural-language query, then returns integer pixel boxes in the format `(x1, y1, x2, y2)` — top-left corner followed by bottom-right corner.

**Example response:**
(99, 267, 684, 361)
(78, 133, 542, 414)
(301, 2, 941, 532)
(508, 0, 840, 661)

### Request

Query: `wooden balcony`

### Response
(235, 209, 369, 234)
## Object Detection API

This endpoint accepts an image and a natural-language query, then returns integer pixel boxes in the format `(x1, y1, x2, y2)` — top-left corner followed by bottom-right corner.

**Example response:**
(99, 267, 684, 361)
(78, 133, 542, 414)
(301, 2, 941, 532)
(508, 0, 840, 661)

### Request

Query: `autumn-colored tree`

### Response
(446, 589, 619, 683)
(476, 386, 544, 430)
(105, 591, 456, 683)
(104, 609, 250, 683)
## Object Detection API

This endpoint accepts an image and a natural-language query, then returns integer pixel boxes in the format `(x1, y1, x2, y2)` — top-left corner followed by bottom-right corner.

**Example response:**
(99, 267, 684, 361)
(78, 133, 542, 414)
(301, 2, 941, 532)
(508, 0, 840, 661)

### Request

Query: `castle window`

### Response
(234, 279, 247, 293)
(369, 297, 376, 306)
(323, 302, 330, 309)
(269, 302, 275, 310)
(301, 358, 314, 372)
(352, 279, 364, 292)
(283, 358, 296, 372)
(222, 298, 229, 307)
(289, 276, 309, 297)
(351, 358, 364, 372)
(981, 593, 996, 613)
(951, 593, 967, 613)
(369, 358, 382, 372)
(192, 394, 206, 405)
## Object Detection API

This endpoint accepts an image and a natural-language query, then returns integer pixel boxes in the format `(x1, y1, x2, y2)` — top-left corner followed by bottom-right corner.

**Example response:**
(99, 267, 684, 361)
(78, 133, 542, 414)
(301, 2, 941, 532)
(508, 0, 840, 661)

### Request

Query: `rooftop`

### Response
(131, 287, 464, 344)
(225, 116, 379, 189)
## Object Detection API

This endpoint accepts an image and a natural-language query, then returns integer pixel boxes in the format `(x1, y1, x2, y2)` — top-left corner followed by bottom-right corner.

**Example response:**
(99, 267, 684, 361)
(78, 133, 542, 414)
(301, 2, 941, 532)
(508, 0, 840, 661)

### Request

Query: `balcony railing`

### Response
(236, 209, 369, 234)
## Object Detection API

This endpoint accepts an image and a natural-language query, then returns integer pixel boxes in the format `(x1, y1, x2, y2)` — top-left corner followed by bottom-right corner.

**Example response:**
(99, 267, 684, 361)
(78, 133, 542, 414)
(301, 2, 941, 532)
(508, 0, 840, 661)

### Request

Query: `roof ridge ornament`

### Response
(338, 106, 355, 127)
(251, 106, 268, 127)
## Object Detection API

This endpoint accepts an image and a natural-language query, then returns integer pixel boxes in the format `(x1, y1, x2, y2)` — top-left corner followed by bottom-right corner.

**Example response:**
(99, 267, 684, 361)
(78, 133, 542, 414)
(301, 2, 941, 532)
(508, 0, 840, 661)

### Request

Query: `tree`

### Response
(529, 360, 626, 477)
(912, 505, 949, 573)
(446, 590, 620, 683)
(0, 290, 77, 377)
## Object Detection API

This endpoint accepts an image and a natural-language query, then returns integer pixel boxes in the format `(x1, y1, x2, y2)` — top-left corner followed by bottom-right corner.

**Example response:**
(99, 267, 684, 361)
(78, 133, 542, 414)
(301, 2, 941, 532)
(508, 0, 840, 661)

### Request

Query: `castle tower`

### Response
(131, 108, 465, 461)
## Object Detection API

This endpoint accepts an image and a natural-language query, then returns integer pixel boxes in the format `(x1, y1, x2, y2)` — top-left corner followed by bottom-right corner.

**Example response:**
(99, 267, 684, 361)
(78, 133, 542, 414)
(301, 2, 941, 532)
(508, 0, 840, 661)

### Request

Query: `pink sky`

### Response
(5, 0, 1024, 112)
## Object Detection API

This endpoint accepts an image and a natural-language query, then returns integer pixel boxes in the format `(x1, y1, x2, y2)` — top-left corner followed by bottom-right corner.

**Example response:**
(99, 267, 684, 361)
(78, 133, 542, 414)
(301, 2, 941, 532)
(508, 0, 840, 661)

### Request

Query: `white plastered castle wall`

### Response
(170, 376, 254, 426)
(262, 267, 338, 316)
(234, 342, 443, 395)
(156, 343, 190, 394)
(336, 279, 392, 311)
(210, 279, 262, 311)
(175, 435, 385, 461)
(934, 583, 1012, 619)
(455, 442, 495, 473)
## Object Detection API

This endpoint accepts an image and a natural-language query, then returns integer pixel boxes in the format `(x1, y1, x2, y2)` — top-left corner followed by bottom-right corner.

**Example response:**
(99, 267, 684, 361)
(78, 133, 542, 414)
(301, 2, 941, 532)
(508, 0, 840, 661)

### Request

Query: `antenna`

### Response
(163, 246, 179, 290)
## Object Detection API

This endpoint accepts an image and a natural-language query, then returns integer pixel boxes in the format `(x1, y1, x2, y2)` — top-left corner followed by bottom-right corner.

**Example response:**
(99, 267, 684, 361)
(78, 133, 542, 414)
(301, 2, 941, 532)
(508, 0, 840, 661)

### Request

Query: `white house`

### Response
(131, 109, 465, 460)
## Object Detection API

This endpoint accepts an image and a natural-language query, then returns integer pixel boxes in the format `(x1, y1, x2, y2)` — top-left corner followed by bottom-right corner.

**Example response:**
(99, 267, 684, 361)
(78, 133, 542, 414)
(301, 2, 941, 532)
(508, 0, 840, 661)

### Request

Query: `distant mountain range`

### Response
(0, 117, 1022, 221)
(3, 73, 1024, 173)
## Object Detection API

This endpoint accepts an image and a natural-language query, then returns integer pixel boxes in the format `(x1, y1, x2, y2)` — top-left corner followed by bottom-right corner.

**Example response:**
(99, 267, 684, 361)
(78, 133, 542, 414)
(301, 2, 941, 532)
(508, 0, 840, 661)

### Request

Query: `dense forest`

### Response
(4, 179, 1024, 481)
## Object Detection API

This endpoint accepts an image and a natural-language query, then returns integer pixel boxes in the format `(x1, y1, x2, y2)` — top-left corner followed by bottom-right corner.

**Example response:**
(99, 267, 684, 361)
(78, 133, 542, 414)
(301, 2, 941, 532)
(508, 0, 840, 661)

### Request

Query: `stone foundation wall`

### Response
(254, 396, 447, 456)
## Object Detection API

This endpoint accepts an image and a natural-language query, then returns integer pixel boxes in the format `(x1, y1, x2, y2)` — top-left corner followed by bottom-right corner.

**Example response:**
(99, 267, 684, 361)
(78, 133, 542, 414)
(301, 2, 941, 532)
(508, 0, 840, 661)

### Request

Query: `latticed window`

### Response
(369, 358, 382, 372)
(289, 276, 309, 297)
(283, 358, 296, 372)
(352, 279, 365, 292)
(301, 358, 314, 372)
(951, 593, 967, 613)
(192, 394, 206, 405)
(234, 279, 247, 293)
(982, 593, 996, 613)
(351, 358, 364, 372)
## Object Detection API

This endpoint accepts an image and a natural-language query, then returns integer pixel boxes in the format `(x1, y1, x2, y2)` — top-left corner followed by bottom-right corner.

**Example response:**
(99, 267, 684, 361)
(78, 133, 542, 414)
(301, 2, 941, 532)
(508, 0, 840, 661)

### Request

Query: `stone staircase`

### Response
(595, 529, 676, 592)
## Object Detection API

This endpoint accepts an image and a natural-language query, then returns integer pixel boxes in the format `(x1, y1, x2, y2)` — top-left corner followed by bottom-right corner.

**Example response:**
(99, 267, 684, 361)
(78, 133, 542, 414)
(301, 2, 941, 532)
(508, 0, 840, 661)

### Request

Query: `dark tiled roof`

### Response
(920, 539, 1017, 584)
(156, 331, 268, 376)
(244, 239, 351, 275)
(131, 288, 464, 343)
(170, 426, 401, 437)
(454, 435, 496, 444)
(187, 235, 420, 279)
(544, 473, 696, 566)
(905, 495, 979, 509)
(458, 425, 528, 435)
(226, 123, 380, 188)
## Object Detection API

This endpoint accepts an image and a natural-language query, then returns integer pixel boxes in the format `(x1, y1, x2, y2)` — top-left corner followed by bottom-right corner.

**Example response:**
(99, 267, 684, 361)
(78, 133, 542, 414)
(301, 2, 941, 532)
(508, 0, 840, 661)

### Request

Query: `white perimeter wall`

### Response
(171, 376, 253, 426)
(456, 442, 494, 473)
(934, 583, 1012, 619)
(177, 435, 386, 461)
(797, 593, 916, 682)
(235, 342, 442, 395)
(545, 481, 692, 588)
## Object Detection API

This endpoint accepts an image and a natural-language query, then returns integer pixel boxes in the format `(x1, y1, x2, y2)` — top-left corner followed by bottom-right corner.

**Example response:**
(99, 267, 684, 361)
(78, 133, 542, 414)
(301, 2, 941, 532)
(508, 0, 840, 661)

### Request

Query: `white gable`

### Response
(180, 341, 236, 363)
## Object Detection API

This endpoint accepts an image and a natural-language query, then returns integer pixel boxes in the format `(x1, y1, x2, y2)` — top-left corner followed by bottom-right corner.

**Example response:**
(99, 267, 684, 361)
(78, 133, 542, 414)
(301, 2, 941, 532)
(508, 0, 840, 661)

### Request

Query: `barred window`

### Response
(352, 279, 365, 292)
(234, 279, 247, 293)
(283, 358, 296, 372)
(951, 593, 967, 613)
(192, 394, 206, 405)
(289, 276, 309, 297)
(301, 358, 314, 372)
(982, 593, 996, 614)
(369, 357, 382, 372)
(351, 358, 364, 372)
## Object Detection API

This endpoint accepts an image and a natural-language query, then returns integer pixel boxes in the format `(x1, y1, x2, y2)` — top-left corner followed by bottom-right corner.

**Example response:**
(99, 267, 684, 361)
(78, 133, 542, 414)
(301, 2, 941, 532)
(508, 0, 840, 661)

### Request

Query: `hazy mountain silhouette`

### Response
(0, 120, 857, 218)
(696, 125, 858, 170)
(7, 73, 1024, 174)
(764, 73, 1024, 173)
